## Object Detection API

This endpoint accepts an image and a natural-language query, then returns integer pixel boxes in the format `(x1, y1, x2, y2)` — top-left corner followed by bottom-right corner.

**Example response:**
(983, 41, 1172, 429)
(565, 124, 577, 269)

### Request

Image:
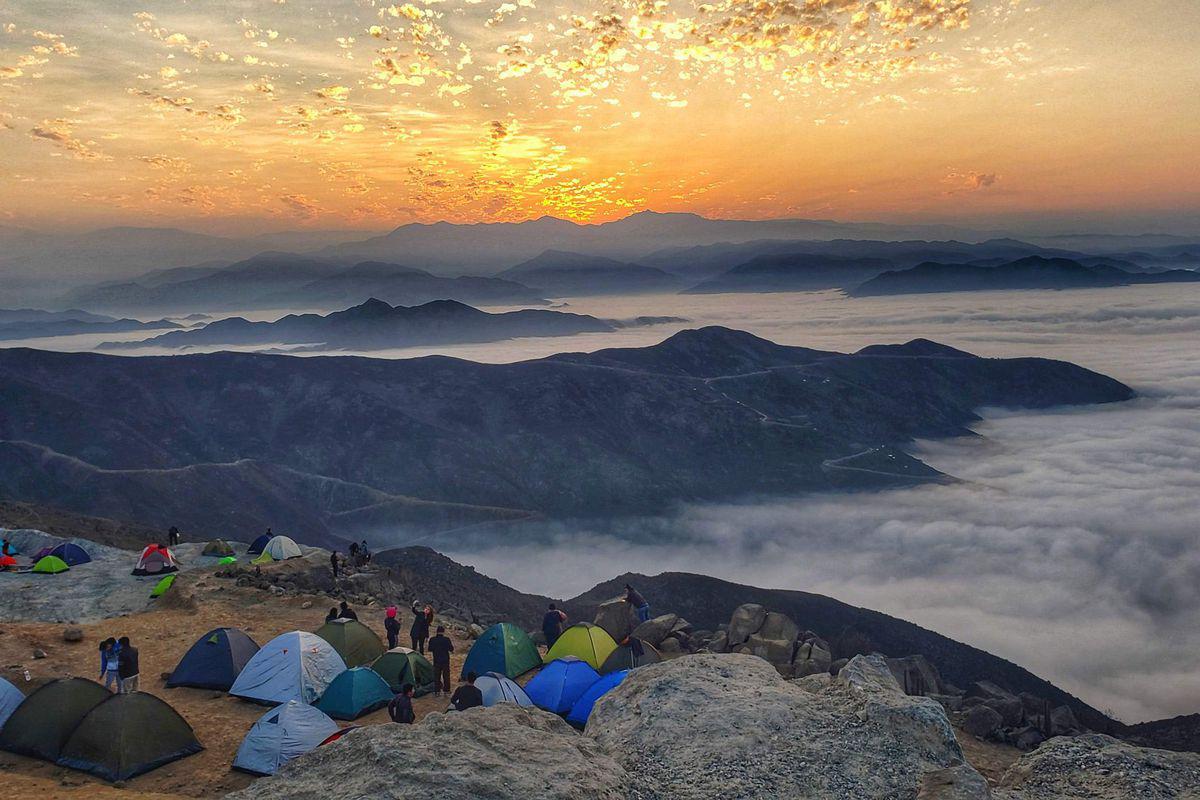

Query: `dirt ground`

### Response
(0, 571, 475, 799)
(955, 724, 1022, 784)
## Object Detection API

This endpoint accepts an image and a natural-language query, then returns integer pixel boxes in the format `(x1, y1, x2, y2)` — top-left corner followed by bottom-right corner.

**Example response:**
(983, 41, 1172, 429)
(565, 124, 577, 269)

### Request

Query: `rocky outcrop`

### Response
(995, 734, 1200, 799)
(631, 614, 680, 647)
(594, 597, 640, 643)
(226, 705, 628, 800)
(585, 653, 984, 799)
(707, 603, 834, 679)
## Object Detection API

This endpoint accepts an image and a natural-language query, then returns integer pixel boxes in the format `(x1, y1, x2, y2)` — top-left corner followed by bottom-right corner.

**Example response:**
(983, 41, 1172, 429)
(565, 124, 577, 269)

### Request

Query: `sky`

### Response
(1, 0, 1197, 234)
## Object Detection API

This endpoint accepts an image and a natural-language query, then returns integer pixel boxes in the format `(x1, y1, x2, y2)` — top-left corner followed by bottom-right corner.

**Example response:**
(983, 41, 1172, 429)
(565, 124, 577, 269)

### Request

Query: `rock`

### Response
(1048, 704, 1081, 737)
(831, 657, 849, 674)
(918, 764, 992, 799)
(468, 624, 484, 639)
(793, 640, 833, 678)
(62, 627, 84, 643)
(227, 705, 627, 800)
(630, 614, 679, 647)
(32, 649, 46, 659)
(669, 617, 692, 636)
(996, 734, 1200, 799)
(657, 637, 682, 656)
(887, 654, 945, 696)
(795, 672, 832, 693)
(961, 705, 1003, 739)
(931, 693, 964, 713)
(837, 654, 904, 694)
(726, 603, 767, 647)
(743, 633, 794, 672)
(269, 585, 285, 596)
(1010, 726, 1045, 752)
(757, 611, 799, 643)
(707, 631, 728, 653)
(967, 680, 1015, 703)
(587, 653, 978, 799)
(301, 600, 313, 609)
(593, 598, 639, 644)
(984, 695, 1026, 728)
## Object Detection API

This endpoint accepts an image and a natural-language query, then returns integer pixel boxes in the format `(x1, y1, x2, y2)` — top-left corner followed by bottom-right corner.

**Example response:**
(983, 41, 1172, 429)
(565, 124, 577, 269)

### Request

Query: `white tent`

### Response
(475, 672, 533, 708)
(258, 535, 302, 561)
(233, 700, 339, 776)
(0, 677, 23, 731)
(230, 631, 346, 705)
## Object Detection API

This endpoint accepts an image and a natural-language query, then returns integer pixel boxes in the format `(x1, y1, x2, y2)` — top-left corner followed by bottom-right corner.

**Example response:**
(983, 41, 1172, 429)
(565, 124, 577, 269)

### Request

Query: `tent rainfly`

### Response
(543, 623, 618, 670)
(229, 631, 347, 705)
(460, 622, 541, 680)
(167, 628, 261, 691)
(233, 700, 339, 776)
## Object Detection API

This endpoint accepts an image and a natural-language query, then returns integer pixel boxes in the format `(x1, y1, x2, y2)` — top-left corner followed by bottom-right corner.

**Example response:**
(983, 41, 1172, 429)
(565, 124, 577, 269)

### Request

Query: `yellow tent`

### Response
(543, 623, 618, 670)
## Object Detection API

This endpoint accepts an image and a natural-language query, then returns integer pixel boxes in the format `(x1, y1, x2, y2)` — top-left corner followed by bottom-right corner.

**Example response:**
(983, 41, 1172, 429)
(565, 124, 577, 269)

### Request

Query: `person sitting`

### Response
(450, 672, 483, 712)
(388, 683, 416, 724)
(325, 606, 339, 623)
(338, 600, 358, 621)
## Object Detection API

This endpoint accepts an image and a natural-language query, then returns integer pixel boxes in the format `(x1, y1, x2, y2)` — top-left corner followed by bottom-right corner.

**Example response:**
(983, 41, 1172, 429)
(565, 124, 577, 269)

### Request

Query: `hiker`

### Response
(99, 638, 121, 692)
(428, 625, 454, 697)
(624, 583, 651, 623)
(450, 672, 483, 712)
(542, 603, 567, 648)
(338, 600, 358, 621)
(410, 604, 430, 654)
(325, 606, 339, 623)
(385, 606, 401, 650)
(360, 540, 370, 564)
(168, 526, 180, 546)
(330, 550, 339, 579)
(117, 636, 139, 694)
(388, 683, 416, 724)
(1, 538, 10, 556)
(349, 542, 359, 562)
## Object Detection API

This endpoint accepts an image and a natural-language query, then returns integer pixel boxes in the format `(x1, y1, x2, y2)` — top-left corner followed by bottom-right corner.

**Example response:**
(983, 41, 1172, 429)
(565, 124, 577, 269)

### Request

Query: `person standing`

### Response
(384, 606, 401, 650)
(388, 683, 415, 724)
(330, 550, 339, 579)
(410, 604, 430, 654)
(450, 672, 483, 712)
(117, 636, 139, 694)
(168, 526, 180, 547)
(542, 603, 567, 648)
(624, 583, 651, 623)
(428, 625, 454, 698)
(99, 638, 121, 692)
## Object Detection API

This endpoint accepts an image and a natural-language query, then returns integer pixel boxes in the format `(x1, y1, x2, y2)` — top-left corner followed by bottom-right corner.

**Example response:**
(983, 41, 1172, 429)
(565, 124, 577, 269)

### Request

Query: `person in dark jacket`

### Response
(117, 636, 139, 693)
(330, 551, 339, 579)
(428, 626, 454, 697)
(542, 603, 567, 648)
(624, 583, 651, 623)
(325, 606, 339, 623)
(388, 683, 416, 724)
(450, 672, 483, 712)
(338, 601, 358, 621)
(384, 606, 401, 650)
(410, 606, 430, 654)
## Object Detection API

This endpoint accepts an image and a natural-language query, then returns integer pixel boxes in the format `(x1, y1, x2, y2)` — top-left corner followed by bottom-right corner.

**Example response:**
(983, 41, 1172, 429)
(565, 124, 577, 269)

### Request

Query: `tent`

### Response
(218, 555, 237, 565)
(460, 622, 541, 680)
(57, 692, 202, 781)
(314, 619, 385, 668)
(0, 555, 17, 570)
(0, 678, 110, 762)
(314, 668, 393, 720)
(525, 657, 601, 714)
(0, 676, 24, 731)
(32, 546, 55, 561)
(132, 544, 178, 576)
(247, 533, 272, 555)
(319, 726, 358, 747)
(371, 647, 435, 695)
(566, 669, 628, 728)
(167, 628, 261, 690)
(474, 672, 533, 708)
(48, 542, 91, 566)
(150, 574, 176, 598)
(201, 539, 234, 557)
(252, 535, 302, 563)
(32, 555, 69, 574)
(230, 631, 347, 705)
(543, 623, 618, 670)
(600, 639, 662, 674)
(233, 700, 339, 776)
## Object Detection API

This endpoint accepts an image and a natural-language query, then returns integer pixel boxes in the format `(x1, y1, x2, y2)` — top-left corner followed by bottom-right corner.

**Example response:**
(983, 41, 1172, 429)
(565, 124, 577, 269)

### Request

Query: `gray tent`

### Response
(0, 677, 23, 731)
(233, 700, 339, 776)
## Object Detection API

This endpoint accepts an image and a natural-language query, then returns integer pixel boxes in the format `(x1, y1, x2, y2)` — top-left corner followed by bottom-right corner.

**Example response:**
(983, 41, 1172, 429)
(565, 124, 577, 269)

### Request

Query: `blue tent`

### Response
(0, 676, 24, 731)
(233, 701, 339, 776)
(475, 672, 533, 708)
(525, 657, 600, 715)
(247, 534, 272, 555)
(566, 669, 628, 727)
(48, 542, 91, 566)
(230, 631, 346, 705)
(460, 623, 541, 680)
(314, 668, 393, 720)
(167, 628, 261, 690)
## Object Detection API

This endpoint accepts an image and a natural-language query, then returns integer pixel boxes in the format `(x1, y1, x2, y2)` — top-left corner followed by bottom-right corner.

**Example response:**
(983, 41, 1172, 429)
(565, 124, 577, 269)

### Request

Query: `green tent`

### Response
(0, 678, 109, 762)
(58, 692, 202, 781)
(313, 619, 385, 668)
(543, 623, 618, 670)
(150, 574, 176, 598)
(371, 647, 435, 696)
(201, 539, 234, 557)
(218, 556, 237, 565)
(461, 622, 542, 680)
(313, 667, 393, 720)
(32, 555, 70, 574)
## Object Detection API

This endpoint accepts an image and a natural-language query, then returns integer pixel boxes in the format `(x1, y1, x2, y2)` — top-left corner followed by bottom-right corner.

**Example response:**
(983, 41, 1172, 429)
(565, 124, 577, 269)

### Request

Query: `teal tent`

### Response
(460, 623, 541, 680)
(314, 668, 393, 720)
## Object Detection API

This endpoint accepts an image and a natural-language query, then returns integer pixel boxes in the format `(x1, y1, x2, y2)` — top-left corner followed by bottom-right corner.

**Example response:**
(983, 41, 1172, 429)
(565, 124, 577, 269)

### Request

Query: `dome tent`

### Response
(167, 628, 261, 691)
(32, 555, 70, 574)
(0, 678, 110, 762)
(543, 623, 618, 670)
(150, 574, 176, 598)
(251, 535, 302, 563)
(567, 669, 628, 728)
(0, 555, 17, 570)
(600, 638, 662, 674)
(460, 622, 541, 680)
(48, 542, 91, 566)
(0, 676, 24, 731)
(247, 533, 272, 555)
(525, 657, 601, 714)
(314, 619, 385, 668)
(233, 700, 339, 776)
(314, 668, 393, 720)
(230, 631, 346, 705)
(132, 544, 178, 576)
(201, 539, 234, 557)
(371, 647, 435, 695)
(474, 672, 533, 708)
(57, 692, 202, 781)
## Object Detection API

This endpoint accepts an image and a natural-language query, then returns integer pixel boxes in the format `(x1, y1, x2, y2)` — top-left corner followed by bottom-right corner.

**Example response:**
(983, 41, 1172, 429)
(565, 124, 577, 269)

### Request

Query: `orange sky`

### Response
(1, 0, 1198, 234)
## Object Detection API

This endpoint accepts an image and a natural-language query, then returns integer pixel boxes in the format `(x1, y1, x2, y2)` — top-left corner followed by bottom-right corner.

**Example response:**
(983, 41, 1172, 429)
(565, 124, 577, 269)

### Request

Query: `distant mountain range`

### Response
(497, 250, 682, 296)
(100, 298, 616, 352)
(683, 254, 896, 294)
(0, 308, 180, 341)
(0, 328, 1132, 541)
(850, 256, 1200, 296)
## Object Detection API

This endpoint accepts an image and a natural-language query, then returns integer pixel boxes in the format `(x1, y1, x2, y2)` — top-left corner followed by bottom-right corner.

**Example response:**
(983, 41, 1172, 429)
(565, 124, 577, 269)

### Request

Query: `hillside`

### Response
(271, 261, 547, 307)
(497, 249, 682, 295)
(0, 328, 1133, 543)
(683, 253, 895, 293)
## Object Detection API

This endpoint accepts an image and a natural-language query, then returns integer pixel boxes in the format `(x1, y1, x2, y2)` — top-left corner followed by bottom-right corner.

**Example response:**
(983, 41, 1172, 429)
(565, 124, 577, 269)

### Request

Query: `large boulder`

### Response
(226, 705, 627, 800)
(726, 603, 767, 647)
(1048, 704, 1082, 737)
(594, 597, 640, 644)
(996, 734, 1200, 799)
(961, 705, 1004, 740)
(743, 633, 794, 673)
(586, 653, 978, 799)
(631, 614, 679, 647)
(793, 639, 833, 678)
(887, 655, 945, 697)
(757, 611, 799, 643)
(918, 764, 992, 799)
